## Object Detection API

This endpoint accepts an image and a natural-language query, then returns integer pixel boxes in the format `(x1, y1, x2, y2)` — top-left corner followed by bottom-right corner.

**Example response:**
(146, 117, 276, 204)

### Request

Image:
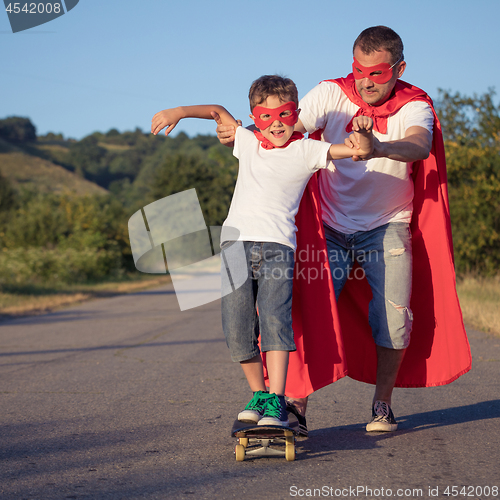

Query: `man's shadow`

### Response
(296, 399, 500, 459)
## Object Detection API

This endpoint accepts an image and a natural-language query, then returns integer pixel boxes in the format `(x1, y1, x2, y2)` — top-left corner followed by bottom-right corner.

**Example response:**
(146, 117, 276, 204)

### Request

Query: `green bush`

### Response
(0, 247, 123, 285)
(436, 89, 500, 276)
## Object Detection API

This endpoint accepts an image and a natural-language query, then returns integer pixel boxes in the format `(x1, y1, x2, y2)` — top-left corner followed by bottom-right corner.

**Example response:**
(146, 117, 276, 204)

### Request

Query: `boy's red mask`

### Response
(252, 101, 298, 130)
(352, 57, 401, 84)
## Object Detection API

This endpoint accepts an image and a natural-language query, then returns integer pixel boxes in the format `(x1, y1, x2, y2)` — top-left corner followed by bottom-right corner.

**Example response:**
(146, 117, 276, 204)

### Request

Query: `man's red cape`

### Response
(280, 75, 471, 398)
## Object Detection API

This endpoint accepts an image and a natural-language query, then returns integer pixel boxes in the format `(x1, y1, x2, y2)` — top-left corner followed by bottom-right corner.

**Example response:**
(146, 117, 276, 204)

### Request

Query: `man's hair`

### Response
(248, 75, 299, 111)
(353, 26, 404, 65)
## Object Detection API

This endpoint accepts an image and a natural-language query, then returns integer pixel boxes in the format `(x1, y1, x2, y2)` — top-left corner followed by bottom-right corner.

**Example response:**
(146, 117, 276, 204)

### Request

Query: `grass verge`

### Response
(1, 273, 498, 337)
(0, 274, 171, 320)
(456, 275, 500, 336)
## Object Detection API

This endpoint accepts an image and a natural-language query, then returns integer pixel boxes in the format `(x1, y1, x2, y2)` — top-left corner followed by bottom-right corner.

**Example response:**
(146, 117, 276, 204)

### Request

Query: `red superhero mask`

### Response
(352, 56, 402, 84)
(252, 101, 299, 130)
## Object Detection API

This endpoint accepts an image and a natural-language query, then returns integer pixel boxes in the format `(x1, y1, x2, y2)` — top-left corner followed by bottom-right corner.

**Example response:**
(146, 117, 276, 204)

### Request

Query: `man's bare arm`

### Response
(352, 126, 432, 162)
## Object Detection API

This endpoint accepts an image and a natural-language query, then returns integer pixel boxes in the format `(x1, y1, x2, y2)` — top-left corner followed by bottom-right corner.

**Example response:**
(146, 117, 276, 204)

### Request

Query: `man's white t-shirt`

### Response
(221, 126, 331, 250)
(299, 81, 434, 234)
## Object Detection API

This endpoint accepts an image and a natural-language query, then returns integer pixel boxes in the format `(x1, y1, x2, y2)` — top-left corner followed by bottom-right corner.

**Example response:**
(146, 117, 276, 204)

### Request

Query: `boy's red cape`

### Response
(281, 75, 471, 399)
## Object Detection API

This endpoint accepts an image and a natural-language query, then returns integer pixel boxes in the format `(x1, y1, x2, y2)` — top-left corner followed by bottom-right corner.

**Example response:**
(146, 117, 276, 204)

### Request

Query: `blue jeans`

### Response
(221, 241, 296, 362)
(324, 222, 413, 349)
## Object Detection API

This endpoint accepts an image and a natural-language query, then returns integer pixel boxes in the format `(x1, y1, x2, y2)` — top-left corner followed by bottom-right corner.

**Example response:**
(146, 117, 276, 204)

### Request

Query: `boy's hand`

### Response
(151, 108, 183, 136)
(348, 116, 374, 160)
(351, 115, 373, 134)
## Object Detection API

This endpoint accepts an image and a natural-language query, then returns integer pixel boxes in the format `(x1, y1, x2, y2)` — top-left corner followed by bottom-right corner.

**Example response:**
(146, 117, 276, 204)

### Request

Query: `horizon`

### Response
(2, 1, 499, 141)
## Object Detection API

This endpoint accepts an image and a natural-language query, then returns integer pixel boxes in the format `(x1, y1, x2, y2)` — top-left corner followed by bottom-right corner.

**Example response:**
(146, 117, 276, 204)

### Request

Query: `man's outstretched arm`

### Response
(352, 126, 432, 162)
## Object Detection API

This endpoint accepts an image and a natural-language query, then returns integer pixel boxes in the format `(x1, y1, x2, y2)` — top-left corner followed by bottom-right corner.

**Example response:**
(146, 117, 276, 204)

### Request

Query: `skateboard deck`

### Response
(231, 413, 299, 461)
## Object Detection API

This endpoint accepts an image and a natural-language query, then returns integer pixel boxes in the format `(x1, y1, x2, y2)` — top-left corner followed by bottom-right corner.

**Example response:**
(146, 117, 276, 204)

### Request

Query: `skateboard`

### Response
(231, 413, 299, 461)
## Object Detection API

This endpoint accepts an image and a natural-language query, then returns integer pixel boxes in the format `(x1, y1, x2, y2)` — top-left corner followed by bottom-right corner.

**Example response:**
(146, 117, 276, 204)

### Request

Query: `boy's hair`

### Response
(353, 26, 404, 65)
(248, 75, 299, 111)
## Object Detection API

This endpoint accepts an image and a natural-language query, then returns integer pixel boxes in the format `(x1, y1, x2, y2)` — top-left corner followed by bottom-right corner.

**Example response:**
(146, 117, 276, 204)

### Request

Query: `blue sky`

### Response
(1, 0, 499, 140)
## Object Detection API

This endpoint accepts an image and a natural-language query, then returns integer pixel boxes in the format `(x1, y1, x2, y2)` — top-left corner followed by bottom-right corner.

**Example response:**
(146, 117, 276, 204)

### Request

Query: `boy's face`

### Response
(250, 95, 299, 147)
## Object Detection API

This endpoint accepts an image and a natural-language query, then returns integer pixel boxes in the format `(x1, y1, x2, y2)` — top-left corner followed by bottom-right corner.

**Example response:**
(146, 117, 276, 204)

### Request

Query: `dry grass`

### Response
(456, 275, 500, 336)
(0, 152, 107, 196)
(2, 273, 497, 337)
(0, 275, 171, 319)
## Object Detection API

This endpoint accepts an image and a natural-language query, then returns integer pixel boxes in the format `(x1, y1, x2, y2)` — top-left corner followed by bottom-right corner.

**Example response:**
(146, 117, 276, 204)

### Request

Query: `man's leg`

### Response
(373, 345, 406, 406)
(359, 223, 413, 432)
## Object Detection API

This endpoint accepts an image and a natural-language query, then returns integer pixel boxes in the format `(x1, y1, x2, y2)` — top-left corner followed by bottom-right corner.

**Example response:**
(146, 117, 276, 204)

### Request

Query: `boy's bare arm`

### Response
(327, 116, 374, 160)
(151, 105, 238, 136)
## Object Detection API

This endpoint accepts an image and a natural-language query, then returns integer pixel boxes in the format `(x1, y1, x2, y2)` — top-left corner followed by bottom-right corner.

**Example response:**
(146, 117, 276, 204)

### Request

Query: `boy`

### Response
(151, 75, 373, 426)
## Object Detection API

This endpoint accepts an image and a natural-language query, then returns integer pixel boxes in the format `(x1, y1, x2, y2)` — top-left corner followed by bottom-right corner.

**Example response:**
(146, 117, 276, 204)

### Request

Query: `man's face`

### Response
(353, 46, 406, 105)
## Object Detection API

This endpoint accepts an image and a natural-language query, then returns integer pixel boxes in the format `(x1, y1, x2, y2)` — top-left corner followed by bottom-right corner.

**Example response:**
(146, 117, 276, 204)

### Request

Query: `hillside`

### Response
(0, 150, 108, 196)
(0, 137, 107, 196)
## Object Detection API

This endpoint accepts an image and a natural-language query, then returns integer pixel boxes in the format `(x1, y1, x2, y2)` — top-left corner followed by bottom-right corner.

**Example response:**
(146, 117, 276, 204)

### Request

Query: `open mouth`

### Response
(271, 130, 285, 138)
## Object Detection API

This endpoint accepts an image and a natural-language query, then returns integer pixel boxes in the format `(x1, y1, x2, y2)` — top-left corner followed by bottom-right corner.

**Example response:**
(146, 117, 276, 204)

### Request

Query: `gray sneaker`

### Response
(366, 401, 398, 432)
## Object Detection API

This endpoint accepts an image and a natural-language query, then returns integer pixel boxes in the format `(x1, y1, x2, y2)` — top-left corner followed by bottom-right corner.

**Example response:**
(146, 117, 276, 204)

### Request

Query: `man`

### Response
(216, 26, 471, 433)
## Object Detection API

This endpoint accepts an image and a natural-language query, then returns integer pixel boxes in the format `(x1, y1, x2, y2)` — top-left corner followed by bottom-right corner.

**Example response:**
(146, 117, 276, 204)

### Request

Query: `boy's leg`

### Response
(265, 350, 289, 396)
(240, 354, 266, 393)
(221, 241, 268, 423)
(221, 241, 260, 365)
(259, 351, 290, 426)
(255, 242, 296, 426)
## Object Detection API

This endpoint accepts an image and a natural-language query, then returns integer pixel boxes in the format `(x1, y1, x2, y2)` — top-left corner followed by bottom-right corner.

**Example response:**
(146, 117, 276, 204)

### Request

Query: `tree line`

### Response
(0, 88, 498, 288)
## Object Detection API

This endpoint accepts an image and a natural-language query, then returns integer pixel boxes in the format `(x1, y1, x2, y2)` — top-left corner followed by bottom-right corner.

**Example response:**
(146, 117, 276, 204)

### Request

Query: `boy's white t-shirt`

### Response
(221, 126, 331, 250)
(299, 81, 435, 233)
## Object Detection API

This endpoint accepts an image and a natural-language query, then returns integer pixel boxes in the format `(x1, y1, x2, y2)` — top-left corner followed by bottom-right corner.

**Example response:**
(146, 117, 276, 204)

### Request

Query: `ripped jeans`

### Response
(324, 222, 413, 349)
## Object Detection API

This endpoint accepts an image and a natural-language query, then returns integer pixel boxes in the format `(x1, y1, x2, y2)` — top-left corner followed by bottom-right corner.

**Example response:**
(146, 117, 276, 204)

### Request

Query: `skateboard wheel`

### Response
(285, 443, 295, 461)
(235, 444, 245, 461)
(239, 437, 249, 448)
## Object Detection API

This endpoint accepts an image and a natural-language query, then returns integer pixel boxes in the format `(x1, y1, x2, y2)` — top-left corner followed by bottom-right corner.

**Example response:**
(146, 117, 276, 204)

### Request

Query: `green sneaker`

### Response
(238, 391, 271, 423)
(258, 394, 289, 427)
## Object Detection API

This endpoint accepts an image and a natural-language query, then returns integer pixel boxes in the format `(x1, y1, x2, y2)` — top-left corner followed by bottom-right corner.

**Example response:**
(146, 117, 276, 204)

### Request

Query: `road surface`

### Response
(0, 283, 498, 499)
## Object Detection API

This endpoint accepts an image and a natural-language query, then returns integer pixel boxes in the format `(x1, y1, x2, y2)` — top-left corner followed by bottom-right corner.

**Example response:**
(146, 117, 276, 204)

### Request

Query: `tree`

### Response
(0, 116, 36, 143)
(69, 135, 108, 181)
(150, 144, 237, 227)
(436, 89, 500, 275)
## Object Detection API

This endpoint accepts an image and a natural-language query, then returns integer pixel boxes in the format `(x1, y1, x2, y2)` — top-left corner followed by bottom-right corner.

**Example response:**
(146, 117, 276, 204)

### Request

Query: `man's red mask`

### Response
(252, 101, 298, 130)
(352, 57, 401, 84)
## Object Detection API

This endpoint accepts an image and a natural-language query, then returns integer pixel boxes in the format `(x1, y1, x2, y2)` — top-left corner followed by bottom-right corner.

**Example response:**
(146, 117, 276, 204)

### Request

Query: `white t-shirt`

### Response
(221, 126, 332, 250)
(299, 81, 434, 233)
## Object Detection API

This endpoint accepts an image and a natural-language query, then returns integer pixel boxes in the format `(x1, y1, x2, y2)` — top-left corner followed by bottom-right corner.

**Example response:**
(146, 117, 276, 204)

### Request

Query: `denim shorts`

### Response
(220, 241, 296, 362)
(324, 222, 413, 349)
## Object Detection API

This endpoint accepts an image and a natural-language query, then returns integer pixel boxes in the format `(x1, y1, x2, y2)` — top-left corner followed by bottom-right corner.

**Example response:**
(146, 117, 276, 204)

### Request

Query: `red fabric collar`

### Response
(253, 130, 304, 150)
(323, 74, 432, 134)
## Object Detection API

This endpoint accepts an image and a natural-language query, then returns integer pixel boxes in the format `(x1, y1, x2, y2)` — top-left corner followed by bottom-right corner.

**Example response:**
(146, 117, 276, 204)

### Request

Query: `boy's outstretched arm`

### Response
(327, 116, 374, 160)
(151, 105, 238, 136)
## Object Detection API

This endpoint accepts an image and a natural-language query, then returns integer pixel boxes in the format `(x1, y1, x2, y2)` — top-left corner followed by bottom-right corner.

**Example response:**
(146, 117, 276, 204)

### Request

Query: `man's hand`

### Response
(347, 125, 433, 162)
(212, 111, 239, 147)
(151, 108, 183, 136)
(347, 116, 374, 159)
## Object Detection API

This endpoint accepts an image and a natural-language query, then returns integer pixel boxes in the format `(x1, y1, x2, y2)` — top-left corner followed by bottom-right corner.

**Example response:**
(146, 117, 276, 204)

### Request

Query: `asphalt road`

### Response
(0, 283, 499, 500)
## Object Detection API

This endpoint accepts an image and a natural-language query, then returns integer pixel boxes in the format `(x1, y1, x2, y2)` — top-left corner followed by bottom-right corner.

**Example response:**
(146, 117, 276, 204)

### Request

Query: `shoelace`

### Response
(264, 396, 282, 418)
(245, 392, 270, 411)
(373, 401, 391, 418)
